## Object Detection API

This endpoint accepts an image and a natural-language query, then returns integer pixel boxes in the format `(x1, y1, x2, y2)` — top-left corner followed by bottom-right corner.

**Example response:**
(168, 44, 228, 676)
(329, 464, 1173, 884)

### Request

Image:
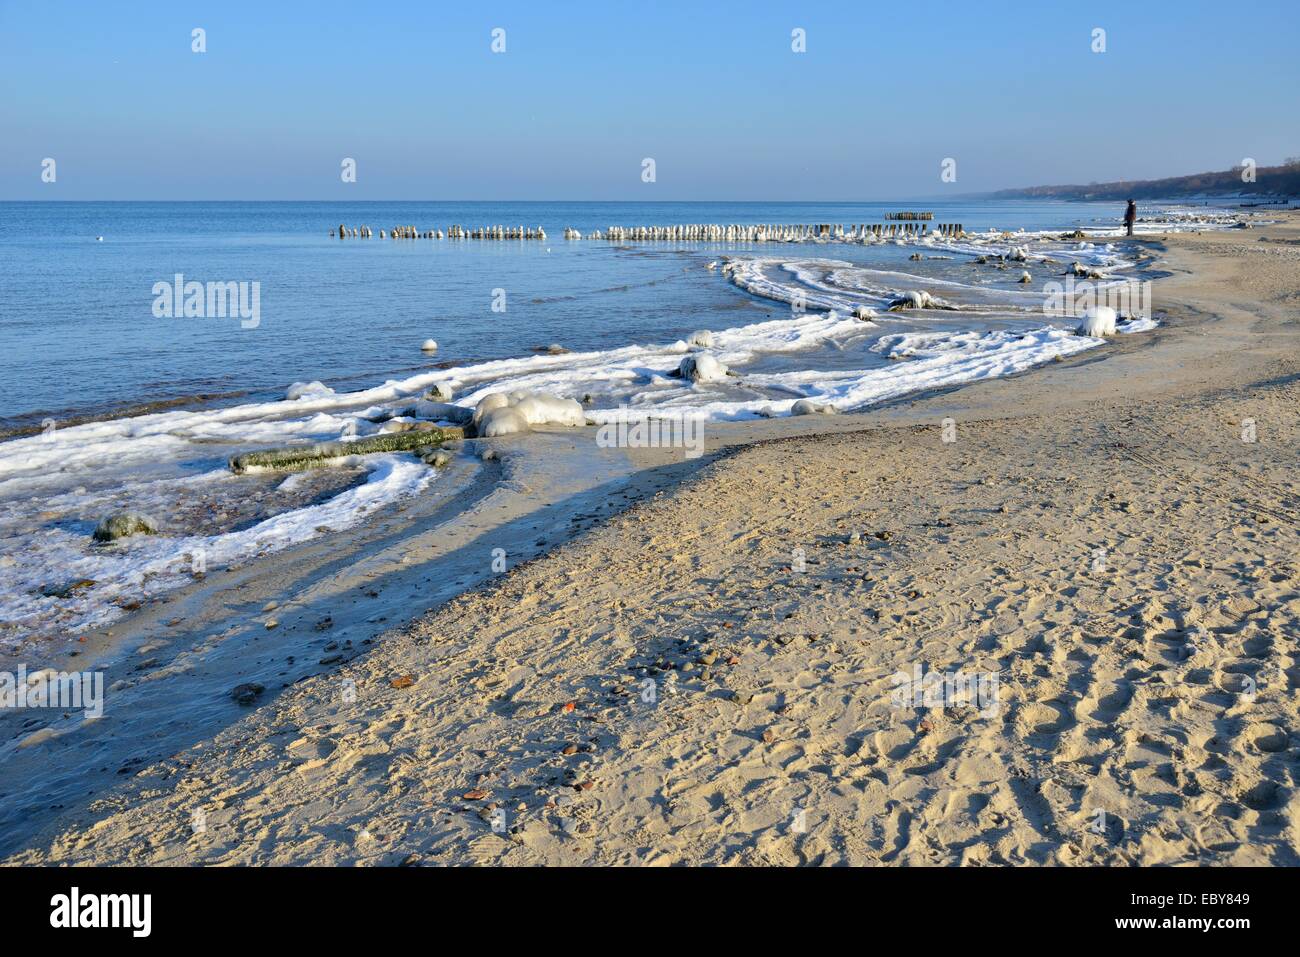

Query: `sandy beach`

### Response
(4, 214, 1296, 866)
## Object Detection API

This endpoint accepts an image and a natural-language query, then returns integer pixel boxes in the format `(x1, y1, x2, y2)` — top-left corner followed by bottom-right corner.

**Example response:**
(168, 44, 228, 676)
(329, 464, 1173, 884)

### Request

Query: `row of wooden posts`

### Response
(885, 211, 935, 220)
(578, 223, 968, 240)
(331, 224, 548, 240)
(329, 222, 967, 241)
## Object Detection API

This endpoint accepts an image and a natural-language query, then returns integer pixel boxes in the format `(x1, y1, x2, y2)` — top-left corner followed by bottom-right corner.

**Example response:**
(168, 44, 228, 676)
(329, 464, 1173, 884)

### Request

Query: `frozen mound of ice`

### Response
(512, 394, 586, 427)
(678, 353, 729, 383)
(471, 392, 511, 429)
(1076, 306, 1117, 337)
(471, 390, 586, 437)
(286, 381, 334, 401)
(477, 406, 530, 438)
(790, 399, 837, 416)
(689, 330, 714, 348)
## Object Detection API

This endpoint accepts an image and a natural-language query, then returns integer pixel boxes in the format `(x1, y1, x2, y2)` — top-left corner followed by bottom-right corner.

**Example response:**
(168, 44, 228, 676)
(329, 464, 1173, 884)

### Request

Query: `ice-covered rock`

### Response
(678, 353, 729, 383)
(887, 290, 951, 311)
(688, 330, 714, 348)
(471, 393, 511, 429)
(1076, 306, 1117, 337)
(477, 406, 529, 437)
(92, 512, 158, 543)
(471, 390, 587, 437)
(511, 394, 585, 427)
(791, 399, 837, 416)
(286, 380, 334, 401)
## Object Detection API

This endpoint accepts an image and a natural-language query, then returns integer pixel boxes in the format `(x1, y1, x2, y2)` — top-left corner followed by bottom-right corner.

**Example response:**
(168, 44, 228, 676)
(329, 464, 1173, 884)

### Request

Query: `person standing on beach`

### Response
(1124, 199, 1137, 237)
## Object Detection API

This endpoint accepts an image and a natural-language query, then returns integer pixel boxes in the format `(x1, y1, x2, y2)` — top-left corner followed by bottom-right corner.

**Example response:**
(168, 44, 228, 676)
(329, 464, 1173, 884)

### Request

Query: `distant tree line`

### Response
(992, 161, 1300, 201)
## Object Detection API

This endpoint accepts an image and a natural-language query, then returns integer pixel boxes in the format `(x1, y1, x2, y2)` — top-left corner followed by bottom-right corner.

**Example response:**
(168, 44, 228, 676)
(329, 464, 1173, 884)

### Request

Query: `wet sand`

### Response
(3, 214, 1298, 865)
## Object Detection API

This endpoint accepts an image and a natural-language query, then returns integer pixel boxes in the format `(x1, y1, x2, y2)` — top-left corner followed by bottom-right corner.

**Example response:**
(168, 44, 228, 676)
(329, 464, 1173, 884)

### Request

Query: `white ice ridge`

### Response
(589, 326, 1096, 422)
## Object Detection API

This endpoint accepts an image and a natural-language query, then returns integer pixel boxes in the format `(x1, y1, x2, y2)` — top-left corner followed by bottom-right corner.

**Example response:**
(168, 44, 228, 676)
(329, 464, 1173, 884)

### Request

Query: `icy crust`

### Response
(0, 456, 432, 640)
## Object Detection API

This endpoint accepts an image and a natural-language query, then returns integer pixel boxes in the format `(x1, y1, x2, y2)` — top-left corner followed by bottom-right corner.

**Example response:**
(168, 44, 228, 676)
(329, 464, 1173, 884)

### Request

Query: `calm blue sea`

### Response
(0, 200, 1132, 431)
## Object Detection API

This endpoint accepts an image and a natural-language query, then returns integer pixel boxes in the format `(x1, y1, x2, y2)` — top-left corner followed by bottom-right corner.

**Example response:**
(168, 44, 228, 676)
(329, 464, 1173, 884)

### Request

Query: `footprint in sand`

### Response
(1015, 699, 1075, 741)
(1237, 778, 1283, 812)
(1243, 723, 1289, 754)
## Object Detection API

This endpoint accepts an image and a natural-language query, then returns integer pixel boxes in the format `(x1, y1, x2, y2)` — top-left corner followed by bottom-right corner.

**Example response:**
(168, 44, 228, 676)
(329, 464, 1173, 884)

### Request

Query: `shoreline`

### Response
(2, 212, 1296, 864)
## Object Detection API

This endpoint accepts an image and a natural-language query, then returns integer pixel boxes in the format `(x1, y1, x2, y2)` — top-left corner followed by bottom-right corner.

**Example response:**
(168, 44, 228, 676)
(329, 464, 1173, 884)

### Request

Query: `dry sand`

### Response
(5, 215, 1298, 866)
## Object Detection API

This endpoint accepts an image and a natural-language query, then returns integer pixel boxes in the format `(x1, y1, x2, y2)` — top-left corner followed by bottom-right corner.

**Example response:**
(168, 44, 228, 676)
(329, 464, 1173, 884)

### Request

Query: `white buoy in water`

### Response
(96, 236, 104, 242)
(420, 339, 438, 352)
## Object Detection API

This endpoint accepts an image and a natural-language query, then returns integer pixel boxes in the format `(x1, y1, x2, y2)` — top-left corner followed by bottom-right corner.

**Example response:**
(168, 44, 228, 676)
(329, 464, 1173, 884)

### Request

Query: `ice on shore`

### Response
(472, 391, 586, 437)
(679, 353, 729, 383)
(1076, 306, 1118, 337)
(0, 455, 433, 642)
(287, 380, 334, 401)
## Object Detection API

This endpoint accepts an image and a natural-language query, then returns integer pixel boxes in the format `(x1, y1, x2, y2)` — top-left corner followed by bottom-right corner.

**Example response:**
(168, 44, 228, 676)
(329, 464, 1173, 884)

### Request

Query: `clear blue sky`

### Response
(2, 0, 1297, 200)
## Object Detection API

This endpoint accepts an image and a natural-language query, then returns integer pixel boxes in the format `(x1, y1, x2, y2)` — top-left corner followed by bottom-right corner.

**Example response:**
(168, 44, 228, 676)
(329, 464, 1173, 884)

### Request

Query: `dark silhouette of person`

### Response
(1124, 199, 1137, 237)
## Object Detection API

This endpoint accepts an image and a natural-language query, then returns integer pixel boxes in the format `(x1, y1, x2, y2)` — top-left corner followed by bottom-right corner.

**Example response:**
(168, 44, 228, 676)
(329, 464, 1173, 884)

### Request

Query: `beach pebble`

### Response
(422, 449, 453, 468)
(92, 512, 158, 543)
(39, 578, 96, 599)
(230, 682, 265, 706)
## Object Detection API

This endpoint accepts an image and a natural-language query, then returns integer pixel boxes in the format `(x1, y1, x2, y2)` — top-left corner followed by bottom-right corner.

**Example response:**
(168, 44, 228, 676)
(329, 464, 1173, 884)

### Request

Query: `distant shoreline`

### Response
(989, 161, 1300, 202)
